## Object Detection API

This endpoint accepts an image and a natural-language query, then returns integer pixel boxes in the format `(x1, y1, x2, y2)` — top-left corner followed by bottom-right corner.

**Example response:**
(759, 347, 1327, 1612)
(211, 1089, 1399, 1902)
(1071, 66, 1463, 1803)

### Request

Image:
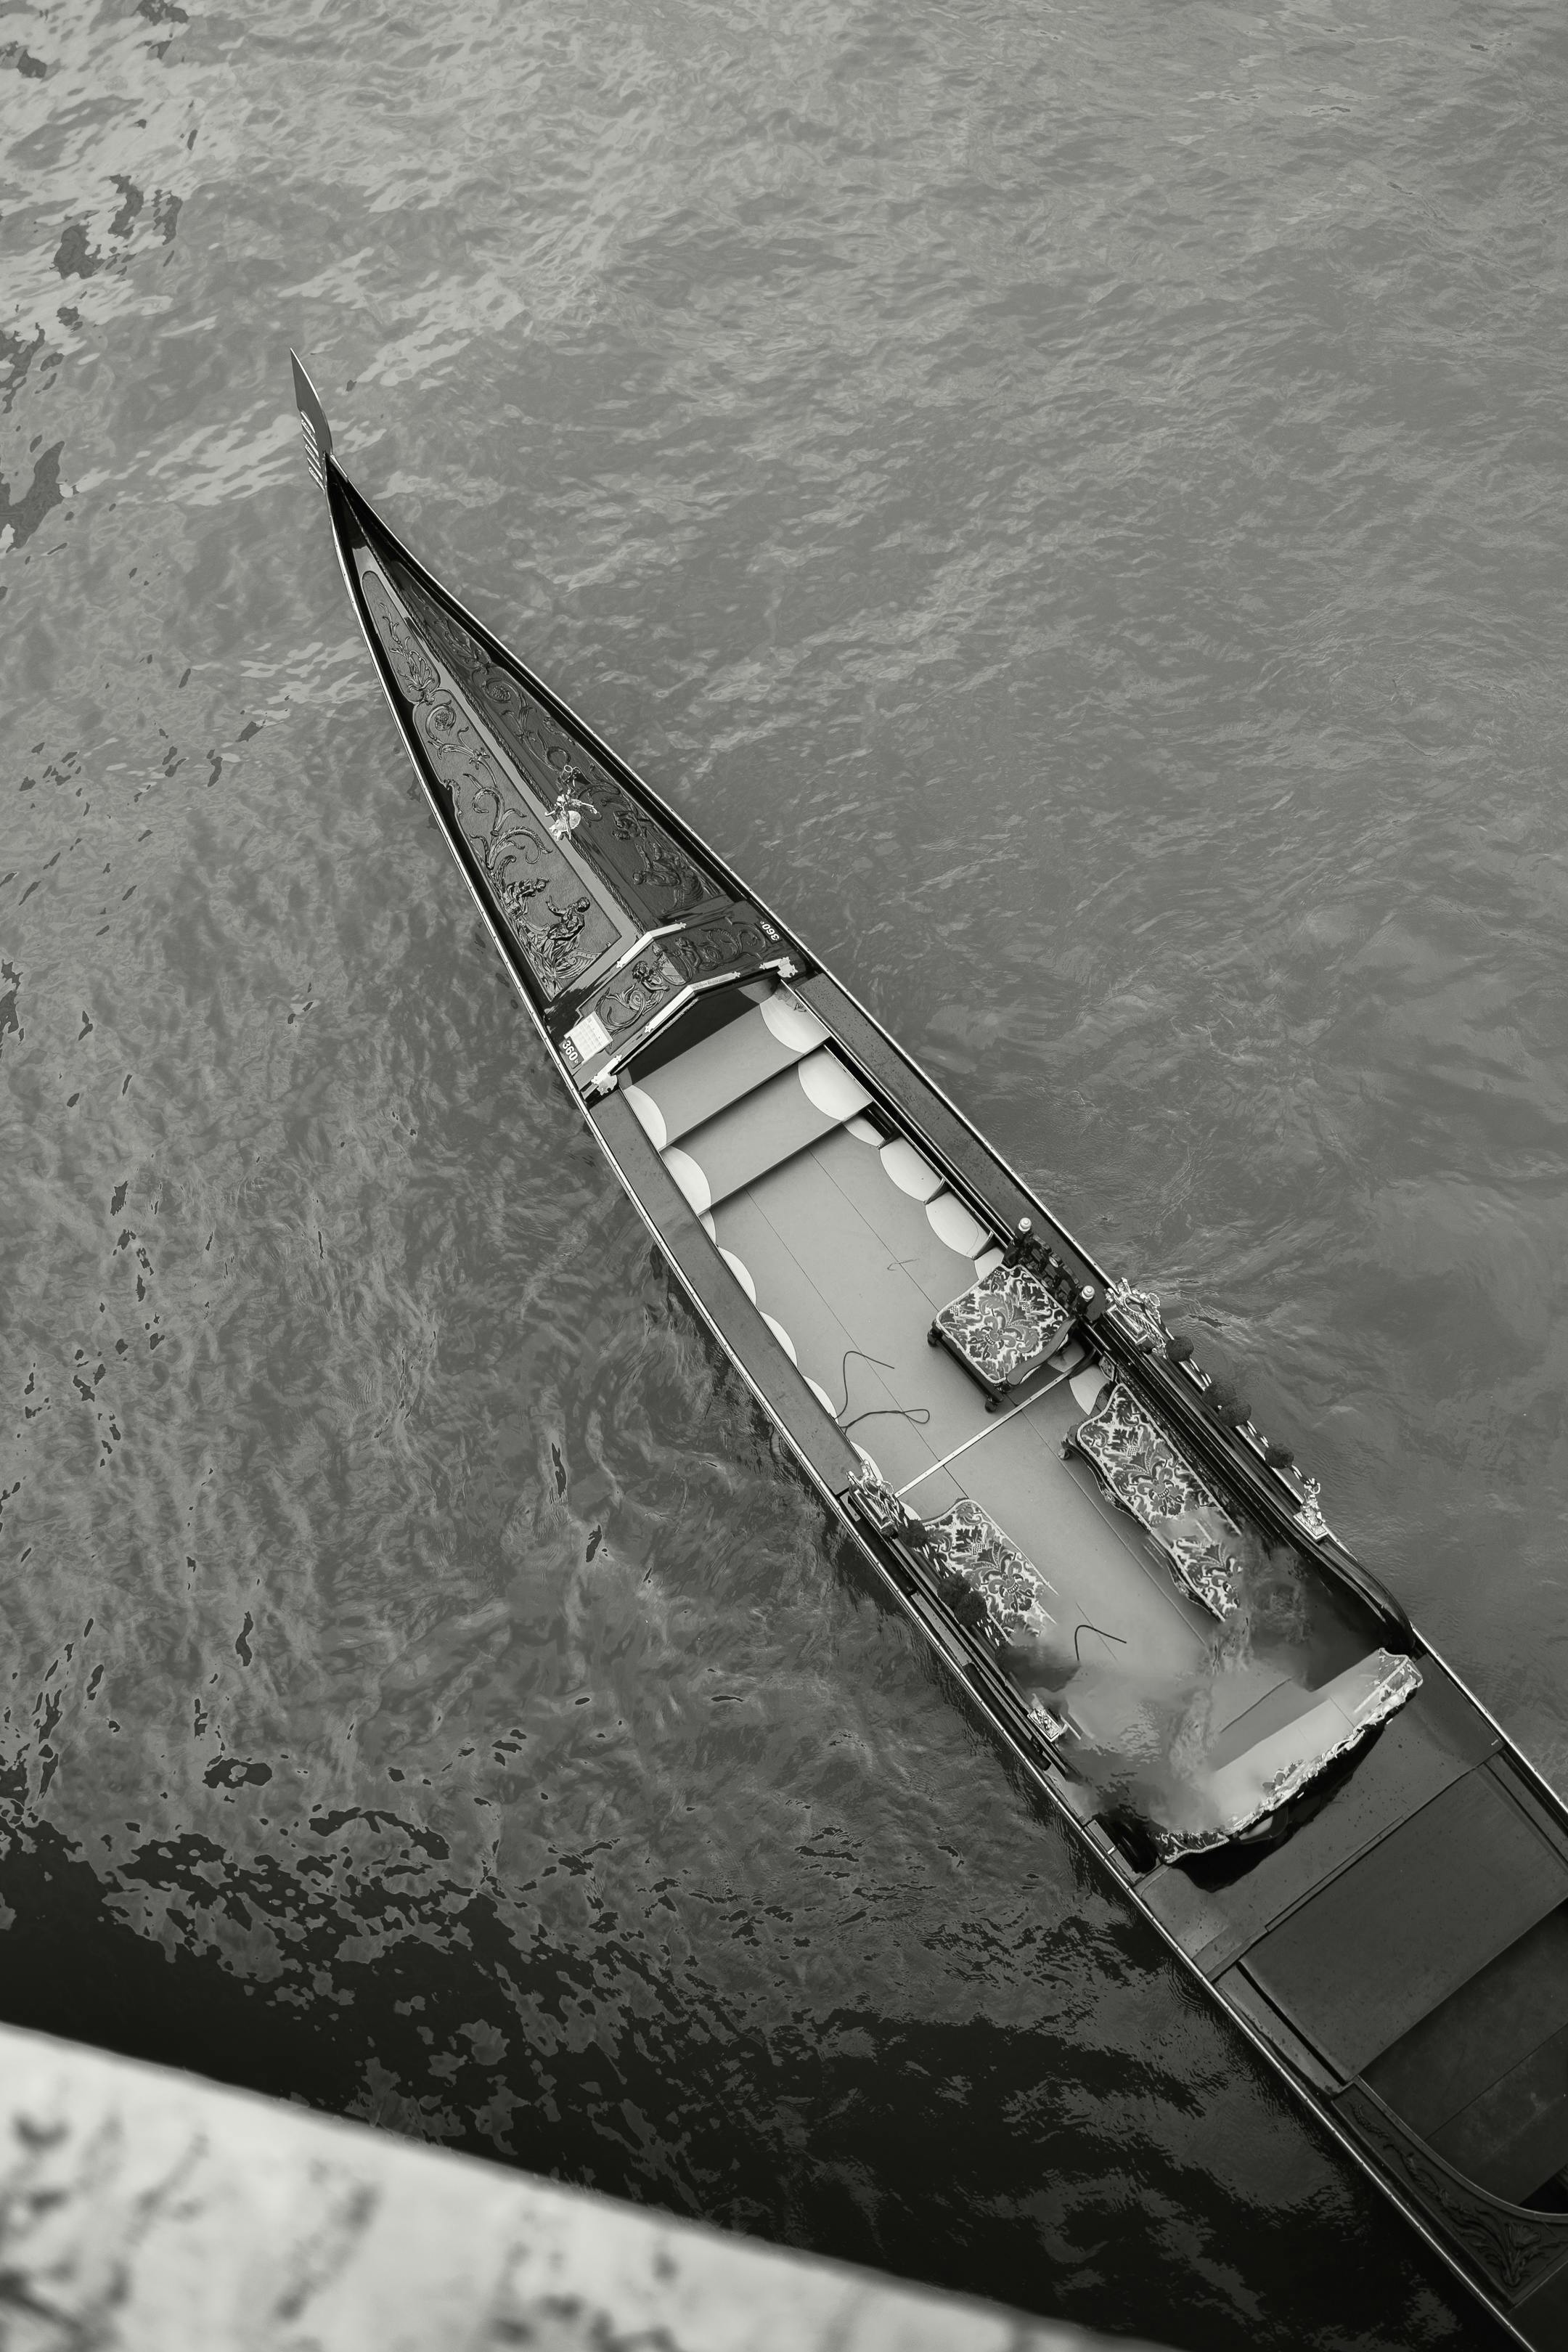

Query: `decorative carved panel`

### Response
(1336, 2081, 1568, 2303)
(568, 908, 780, 1063)
(362, 571, 619, 998)
(390, 568, 713, 925)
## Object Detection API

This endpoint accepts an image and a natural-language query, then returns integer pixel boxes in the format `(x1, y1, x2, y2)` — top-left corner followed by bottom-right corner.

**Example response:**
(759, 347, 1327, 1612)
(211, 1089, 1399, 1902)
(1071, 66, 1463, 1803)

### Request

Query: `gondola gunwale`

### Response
(293, 355, 1568, 2346)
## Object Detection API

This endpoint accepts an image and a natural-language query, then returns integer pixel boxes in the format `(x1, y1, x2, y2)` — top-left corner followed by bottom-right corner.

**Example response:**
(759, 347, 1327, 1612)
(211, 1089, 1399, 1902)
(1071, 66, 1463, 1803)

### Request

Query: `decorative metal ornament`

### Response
(547, 767, 599, 842)
(1106, 1276, 1164, 1351)
(1295, 1473, 1334, 1545)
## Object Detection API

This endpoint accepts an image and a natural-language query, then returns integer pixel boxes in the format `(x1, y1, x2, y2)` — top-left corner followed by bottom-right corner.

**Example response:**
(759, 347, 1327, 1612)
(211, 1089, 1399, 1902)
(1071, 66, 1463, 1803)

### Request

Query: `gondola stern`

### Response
(290, 350, 334, 493)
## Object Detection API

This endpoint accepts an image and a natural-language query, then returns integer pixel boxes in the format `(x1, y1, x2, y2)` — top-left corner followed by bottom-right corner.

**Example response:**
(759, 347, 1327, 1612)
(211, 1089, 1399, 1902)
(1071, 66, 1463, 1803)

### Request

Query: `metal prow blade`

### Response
(290, 351, 333, 492)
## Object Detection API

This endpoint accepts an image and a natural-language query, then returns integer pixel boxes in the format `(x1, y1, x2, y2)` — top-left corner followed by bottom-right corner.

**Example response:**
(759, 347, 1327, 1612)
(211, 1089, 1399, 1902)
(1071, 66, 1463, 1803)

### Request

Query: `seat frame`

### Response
(928, 1231, 1077, 1408)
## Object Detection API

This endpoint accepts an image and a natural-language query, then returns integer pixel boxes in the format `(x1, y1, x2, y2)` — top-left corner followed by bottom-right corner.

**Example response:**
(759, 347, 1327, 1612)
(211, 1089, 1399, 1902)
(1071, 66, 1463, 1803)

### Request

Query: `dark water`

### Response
(4, 1, 1566, 2343)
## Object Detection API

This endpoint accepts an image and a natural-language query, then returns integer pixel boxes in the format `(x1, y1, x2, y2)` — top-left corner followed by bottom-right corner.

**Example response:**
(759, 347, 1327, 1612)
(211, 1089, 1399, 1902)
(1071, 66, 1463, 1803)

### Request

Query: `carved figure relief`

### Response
(361, 570, 618, 997)
(390, 568, 712, 923)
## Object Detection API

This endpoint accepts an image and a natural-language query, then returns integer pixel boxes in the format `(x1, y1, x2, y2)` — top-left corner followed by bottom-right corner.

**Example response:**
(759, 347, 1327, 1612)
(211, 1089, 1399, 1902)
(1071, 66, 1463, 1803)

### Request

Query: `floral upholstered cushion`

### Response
(920, 1498, 1055, 1641)
(1069, 1379, 1244, 1618)
(935, 1262, 1070, 1392)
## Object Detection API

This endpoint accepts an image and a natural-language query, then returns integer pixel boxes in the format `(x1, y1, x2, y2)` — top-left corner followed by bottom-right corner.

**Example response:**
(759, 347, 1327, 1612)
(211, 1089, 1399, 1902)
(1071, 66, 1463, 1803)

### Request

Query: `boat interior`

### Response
(620, 975, 1410, 1853)
(344, 512, 1418, 1862)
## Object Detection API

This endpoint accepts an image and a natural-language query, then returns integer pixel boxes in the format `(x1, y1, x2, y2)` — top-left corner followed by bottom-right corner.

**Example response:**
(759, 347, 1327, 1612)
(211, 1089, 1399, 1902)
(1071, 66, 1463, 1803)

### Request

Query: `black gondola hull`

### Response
(294, 354, 1568, 2346)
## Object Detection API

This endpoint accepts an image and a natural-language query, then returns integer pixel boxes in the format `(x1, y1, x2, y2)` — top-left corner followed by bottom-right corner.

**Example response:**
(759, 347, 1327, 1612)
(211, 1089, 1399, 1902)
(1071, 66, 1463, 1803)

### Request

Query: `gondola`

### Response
(291, 352, 1568, 2347)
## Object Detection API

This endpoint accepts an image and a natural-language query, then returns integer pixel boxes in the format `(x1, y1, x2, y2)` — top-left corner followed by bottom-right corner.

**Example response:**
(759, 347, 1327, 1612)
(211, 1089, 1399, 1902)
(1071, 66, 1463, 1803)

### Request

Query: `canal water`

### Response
(2, 2, 1564, 2343)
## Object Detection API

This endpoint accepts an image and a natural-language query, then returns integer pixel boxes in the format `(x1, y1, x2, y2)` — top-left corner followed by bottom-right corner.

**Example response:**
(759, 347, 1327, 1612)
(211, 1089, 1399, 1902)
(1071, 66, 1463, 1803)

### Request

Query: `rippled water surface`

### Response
(4, 2, 1568, 2343)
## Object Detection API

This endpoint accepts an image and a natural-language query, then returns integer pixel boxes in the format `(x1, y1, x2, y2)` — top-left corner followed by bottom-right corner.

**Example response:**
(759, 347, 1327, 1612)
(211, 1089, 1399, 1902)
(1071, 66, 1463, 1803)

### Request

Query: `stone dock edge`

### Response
(0, 2019, 1177, 2351)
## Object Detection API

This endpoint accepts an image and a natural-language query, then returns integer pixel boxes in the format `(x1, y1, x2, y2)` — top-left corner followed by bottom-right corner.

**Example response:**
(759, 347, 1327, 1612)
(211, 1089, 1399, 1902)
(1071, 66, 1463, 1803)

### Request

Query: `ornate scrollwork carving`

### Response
(1106, 1277, 1164, 1349)
(364, 574, 438, 703)
(570, 910, 777, 1065)
(361, 570, 618, 998)
(1294, 1473, 1334, 1544)
(592, 950, 685, 1038)
(392, 570, 711, 923)
(1337, 2084, 1568, 2300)
(664, 913, 769, 979)
(600, 783, 709, 909)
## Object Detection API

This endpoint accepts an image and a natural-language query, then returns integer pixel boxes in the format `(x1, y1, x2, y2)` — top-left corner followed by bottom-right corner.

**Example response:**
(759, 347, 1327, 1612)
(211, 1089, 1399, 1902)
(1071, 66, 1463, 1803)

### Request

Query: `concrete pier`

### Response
(0, 2022, 1168, 2352)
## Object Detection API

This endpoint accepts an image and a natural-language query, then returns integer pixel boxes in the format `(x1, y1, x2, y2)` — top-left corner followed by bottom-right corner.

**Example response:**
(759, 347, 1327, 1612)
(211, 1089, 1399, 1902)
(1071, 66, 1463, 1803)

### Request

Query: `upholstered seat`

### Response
(1067, 1378, 1244, 1619)
(931, 1259, 1071, 1405)
(917, 1495, 1057, 1643)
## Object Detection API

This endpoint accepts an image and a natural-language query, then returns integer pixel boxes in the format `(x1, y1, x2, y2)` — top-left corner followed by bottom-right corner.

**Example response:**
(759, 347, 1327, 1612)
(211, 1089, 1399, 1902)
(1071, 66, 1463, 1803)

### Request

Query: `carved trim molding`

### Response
(1336, 2081, 1568, 2303)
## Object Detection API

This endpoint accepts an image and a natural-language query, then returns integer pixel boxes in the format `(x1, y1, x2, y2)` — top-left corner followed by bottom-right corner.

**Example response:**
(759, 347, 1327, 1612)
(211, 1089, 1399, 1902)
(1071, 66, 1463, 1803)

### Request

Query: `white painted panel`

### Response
(761, 1312, 798, 1365)
(926, 1189, 989, 1258)
(719, 1248, 757, 1304)
(796, 1048, 872, 1123)
(759, 989, 830, 1054)
(621, 1083, 666, 1151)
(662, 1147, 711, 1217)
